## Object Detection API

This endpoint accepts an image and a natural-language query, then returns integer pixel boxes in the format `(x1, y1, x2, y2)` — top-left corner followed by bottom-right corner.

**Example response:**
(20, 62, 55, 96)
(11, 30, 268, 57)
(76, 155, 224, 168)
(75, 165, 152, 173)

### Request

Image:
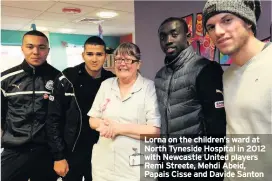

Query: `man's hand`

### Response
(54, 159, 69, 177)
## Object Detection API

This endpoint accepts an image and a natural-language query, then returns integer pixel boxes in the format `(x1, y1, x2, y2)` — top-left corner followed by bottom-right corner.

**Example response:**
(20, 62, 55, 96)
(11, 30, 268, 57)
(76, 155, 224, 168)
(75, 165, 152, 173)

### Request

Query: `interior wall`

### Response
(120, 34, 133, 43)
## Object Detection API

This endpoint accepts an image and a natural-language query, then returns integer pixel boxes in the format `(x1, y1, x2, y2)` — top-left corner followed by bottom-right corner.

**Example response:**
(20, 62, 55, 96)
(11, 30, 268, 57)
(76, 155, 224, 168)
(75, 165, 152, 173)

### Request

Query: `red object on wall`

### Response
(120, 34, 133, 43)
(62, 8, 81, 14)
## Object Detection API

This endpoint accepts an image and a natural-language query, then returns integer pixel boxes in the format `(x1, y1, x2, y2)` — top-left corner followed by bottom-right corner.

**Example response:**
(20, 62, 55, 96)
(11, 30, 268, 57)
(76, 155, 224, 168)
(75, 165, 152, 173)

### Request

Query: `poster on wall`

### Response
(182, 14, 194, 42)
(199, 33, 215, 61)
(191, 40, 200, 56)
(195, 13, 204, 36)
(187, 12, 215, 61)
(219, 54, 232, 65)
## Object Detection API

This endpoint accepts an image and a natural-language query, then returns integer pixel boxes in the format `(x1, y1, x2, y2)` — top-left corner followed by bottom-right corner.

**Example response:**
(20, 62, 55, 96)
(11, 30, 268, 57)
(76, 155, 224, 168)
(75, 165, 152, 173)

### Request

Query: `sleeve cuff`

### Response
(53, 152, 65, 161)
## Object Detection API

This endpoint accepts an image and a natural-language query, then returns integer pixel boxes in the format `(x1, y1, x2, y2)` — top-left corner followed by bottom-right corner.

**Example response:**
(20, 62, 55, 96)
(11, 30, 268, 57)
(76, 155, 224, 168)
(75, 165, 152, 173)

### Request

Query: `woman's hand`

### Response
(101, 119, 113, 138)
(96, 119, 110, 137)
(108, 120, 122, 139)
(96, 119, 122, 139)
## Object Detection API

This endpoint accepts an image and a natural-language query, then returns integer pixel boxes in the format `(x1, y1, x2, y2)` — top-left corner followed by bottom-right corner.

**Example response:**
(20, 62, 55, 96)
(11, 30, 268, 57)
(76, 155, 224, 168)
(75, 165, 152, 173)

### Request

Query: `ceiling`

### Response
(1, 0, 135, 36)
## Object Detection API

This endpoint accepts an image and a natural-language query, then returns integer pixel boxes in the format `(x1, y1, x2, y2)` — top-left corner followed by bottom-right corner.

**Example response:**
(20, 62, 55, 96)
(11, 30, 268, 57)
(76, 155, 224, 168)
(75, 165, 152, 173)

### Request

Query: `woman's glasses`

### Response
(114, 58, 139, 64)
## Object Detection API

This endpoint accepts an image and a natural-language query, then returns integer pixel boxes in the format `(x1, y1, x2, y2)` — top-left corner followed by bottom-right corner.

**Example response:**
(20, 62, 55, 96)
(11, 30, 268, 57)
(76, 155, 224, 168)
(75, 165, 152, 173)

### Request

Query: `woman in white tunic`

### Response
(88, 42, 161, 181)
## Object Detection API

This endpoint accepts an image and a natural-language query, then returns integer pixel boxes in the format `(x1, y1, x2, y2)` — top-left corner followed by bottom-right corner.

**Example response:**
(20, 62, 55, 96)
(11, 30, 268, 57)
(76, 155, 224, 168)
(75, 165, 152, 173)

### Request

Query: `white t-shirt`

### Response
(223, 43, 272, 181)
(223, 43, 272, 134)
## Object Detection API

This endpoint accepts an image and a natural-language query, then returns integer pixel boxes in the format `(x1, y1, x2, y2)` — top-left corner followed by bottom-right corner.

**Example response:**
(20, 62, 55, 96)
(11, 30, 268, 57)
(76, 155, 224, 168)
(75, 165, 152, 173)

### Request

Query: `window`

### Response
(65, 45, 84, 67)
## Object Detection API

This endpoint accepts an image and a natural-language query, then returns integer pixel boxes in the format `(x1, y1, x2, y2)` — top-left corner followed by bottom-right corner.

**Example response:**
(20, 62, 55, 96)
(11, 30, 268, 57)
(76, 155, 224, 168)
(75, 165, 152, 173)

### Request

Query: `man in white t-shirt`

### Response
(203, 0, 272, 181)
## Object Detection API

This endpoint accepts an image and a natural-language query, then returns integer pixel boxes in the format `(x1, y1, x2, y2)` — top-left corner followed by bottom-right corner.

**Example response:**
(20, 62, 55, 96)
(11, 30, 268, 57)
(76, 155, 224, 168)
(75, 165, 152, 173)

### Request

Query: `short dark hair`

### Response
(84, 36, 106, 52)
(22, 30, 49, 44)
(158, 17, 189, 34)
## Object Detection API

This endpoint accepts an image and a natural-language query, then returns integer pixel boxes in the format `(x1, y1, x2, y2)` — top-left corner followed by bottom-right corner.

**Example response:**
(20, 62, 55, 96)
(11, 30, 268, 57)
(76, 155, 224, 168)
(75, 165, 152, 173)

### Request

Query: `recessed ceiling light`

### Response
(76, 18, 104, 24)
(59, 28, 75, 33)
(96, 11, 118, 19)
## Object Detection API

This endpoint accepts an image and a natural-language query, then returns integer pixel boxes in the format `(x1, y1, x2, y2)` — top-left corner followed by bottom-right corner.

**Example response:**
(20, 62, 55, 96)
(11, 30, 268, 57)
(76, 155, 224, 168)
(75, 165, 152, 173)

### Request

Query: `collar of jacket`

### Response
(21, 59, 49, 75)
(164, 45, 196, 71)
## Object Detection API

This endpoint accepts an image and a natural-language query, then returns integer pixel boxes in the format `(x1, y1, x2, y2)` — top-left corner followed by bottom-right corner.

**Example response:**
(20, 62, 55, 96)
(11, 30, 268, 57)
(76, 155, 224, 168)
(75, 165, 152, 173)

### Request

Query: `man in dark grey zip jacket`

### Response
(46, 36, 115, 181)
(155, 17, 226, 181)
(1, 30, 59, 181)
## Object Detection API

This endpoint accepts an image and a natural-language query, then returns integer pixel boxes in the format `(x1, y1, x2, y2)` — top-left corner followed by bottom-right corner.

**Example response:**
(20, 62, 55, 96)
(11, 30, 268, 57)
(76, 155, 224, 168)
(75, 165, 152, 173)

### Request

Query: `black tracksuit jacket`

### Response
(46, 63, 115, 160)
(1, 60, 60, 149)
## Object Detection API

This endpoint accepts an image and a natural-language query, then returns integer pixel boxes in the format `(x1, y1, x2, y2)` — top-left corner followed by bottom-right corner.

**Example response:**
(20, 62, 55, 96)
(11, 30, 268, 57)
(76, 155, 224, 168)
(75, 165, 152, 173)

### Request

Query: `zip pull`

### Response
(33, 68, 35, 75)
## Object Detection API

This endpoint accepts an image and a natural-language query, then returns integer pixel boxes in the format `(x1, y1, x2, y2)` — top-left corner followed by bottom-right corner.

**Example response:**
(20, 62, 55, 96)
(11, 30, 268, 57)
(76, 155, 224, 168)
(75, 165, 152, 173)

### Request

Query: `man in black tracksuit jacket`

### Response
(46, 36, 115, 181)
(155, 17, 226, 181)
(1, 30, 59, 181)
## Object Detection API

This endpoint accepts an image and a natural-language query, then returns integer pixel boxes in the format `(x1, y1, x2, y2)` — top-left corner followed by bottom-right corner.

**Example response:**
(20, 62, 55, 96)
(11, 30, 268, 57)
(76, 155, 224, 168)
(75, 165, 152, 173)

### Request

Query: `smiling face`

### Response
(114, 54, 141, 81)
(206, 13, 251, 56)
(21, 35, 49, 66)
(82, 44, 106, 75)
(158, 20, 188, 60)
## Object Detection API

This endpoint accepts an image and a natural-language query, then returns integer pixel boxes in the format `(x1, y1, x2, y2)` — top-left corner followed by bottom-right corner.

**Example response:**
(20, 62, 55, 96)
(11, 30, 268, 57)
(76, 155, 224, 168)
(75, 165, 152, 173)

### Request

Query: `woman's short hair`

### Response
(113, 42, 141, 60)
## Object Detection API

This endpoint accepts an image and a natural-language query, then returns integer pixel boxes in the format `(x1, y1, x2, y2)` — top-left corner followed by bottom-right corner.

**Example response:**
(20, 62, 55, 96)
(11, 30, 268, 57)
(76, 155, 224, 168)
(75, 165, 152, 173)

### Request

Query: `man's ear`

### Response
(245, 23, 255, 35)
(247, 24, 252, 30)
(104, 53, 108, 62)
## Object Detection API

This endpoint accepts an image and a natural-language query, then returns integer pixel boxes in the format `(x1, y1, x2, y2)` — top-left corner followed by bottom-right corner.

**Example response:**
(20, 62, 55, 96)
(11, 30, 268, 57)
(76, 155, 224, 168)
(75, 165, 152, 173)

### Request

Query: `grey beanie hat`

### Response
(203, 0, 261, 29)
